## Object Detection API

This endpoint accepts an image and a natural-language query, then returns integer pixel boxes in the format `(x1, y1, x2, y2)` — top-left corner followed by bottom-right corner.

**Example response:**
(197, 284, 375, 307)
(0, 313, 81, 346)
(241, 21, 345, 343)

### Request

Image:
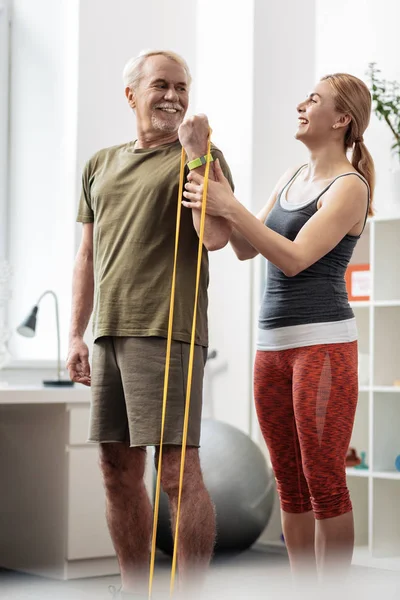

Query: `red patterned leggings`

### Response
(254, 341, 358, 520)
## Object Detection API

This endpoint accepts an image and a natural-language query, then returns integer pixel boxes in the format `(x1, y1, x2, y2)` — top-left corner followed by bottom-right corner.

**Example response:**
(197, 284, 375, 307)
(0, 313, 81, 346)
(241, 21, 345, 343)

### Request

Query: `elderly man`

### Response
(66, 50, 234, 598)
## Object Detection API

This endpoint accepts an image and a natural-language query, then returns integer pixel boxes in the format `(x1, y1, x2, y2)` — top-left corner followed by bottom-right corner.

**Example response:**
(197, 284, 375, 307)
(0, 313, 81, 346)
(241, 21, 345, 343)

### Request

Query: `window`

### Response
(0, 1, 10, 259)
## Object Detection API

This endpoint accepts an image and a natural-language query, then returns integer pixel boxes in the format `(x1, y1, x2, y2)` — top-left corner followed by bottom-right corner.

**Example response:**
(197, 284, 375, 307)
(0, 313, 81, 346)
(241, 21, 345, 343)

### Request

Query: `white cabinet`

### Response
(0, 389, 119, 579)
(66, 405, 115, 561)
(67, 447, 115, 560)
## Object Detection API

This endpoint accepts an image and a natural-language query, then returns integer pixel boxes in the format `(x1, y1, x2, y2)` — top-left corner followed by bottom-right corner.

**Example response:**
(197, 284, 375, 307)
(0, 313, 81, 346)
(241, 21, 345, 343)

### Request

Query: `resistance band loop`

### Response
(148, 130, 213, 599)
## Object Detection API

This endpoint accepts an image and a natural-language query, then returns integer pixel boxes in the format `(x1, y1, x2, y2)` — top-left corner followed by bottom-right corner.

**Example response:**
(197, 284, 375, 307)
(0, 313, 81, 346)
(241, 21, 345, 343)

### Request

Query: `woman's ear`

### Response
(334, 113, 352, 130)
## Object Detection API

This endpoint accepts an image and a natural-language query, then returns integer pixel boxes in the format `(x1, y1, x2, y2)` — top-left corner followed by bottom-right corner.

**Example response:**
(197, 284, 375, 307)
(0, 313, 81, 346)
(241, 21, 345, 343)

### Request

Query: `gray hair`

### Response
(122, 49, 192, 90)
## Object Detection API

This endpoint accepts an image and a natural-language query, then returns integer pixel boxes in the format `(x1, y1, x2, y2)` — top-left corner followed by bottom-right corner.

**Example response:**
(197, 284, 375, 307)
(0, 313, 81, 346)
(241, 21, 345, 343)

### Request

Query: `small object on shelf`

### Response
(354, 451, 369, 470)
(346, 447, 362, 467)
(393, 380, 400, 387)
(395, 455, 400, 472)
(345, 264, 371, 302)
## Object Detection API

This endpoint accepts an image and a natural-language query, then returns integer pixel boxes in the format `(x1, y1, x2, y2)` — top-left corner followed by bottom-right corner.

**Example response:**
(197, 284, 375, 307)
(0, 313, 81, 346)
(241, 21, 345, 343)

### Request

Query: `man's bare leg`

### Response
(155, 445, 215, 596)
(99, 443, 152, 594)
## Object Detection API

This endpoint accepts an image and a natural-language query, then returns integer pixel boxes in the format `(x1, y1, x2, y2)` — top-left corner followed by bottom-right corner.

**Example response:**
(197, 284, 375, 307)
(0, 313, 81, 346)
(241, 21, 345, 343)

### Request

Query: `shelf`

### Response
(347, 470, 400, 480)
(373, 386, 400, 393)
(350, 301, 400, 308)
(374, 300, 400, 307)
(346, 468, 370, 478)
(353, 546, 400, 571)
(373, 471, 400, 480)
(350, 301, 371, 308)
(371, 214, 400, 222)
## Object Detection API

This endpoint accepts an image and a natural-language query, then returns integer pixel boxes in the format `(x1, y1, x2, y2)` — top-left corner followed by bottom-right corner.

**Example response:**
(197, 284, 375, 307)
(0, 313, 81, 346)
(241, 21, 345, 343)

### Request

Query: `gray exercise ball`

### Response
(154, 418, 275, 555)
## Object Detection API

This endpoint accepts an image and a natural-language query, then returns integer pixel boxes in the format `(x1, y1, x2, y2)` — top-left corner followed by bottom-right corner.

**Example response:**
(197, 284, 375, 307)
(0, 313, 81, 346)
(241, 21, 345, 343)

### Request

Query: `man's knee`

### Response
(99, 443, 146, 497)
(155, 446, 203, 497)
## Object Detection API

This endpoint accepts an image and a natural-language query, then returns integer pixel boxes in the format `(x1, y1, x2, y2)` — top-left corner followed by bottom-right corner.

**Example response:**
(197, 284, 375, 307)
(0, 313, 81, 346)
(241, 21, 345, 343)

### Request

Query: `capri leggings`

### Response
(254, 341, 358, 520)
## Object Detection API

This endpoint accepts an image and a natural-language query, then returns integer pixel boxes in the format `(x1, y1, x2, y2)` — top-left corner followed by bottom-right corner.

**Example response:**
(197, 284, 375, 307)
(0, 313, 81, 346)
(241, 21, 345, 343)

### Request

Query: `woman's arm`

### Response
(183, 161, 368, 277)
(229, 167, 300, 261)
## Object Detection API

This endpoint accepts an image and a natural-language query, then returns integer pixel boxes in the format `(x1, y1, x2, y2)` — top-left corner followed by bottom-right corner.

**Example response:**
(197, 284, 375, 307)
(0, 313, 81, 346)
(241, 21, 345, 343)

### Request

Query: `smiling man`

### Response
(66, 50, 234, 598)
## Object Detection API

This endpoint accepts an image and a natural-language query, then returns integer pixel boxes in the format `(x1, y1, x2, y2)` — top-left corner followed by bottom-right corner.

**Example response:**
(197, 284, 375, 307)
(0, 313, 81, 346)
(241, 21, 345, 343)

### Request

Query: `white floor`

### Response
(1, 548, 400, 600)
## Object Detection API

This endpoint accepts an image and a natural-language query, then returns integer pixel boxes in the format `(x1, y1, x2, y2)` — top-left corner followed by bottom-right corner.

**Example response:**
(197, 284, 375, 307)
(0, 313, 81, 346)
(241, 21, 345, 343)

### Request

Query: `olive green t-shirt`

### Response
(77, 139, 234, 347)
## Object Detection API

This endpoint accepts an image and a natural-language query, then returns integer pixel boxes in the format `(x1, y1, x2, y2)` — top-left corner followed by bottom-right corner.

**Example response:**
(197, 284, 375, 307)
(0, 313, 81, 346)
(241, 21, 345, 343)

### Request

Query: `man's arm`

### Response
(178, 115, 233, 251)
(66, 223, 94, 386)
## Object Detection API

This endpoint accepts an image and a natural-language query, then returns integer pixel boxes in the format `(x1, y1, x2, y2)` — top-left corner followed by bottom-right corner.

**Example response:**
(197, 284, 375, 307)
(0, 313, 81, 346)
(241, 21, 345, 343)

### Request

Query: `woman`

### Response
(182, 73, 374, 581)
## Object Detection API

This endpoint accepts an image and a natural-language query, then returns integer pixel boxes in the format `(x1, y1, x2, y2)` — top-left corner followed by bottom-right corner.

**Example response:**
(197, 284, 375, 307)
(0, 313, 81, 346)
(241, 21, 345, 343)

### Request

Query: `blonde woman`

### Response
(182, 73, 374, 581)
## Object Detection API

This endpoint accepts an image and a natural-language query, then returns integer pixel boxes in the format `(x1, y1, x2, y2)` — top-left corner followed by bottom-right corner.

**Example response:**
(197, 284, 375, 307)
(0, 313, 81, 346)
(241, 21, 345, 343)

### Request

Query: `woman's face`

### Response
(295, 79, 346, 144)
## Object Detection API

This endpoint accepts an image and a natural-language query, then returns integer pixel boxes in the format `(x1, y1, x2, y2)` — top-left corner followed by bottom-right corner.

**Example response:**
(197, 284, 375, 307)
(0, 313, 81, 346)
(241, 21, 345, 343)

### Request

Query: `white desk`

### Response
(0, 385, 121, 580)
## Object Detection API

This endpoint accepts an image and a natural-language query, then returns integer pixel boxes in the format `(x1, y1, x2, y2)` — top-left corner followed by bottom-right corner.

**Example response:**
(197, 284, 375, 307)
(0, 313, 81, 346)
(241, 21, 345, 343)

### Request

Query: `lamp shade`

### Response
(16, 306, 38, 338)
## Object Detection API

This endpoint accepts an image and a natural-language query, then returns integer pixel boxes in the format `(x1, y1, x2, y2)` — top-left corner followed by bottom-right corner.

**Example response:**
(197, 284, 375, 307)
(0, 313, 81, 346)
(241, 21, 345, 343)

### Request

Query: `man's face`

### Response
(127, 55, 189, 134)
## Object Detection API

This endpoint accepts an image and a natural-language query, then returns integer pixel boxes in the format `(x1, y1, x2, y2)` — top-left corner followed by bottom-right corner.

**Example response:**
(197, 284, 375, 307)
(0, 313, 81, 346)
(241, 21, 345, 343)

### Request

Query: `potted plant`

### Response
(367, 62, 400, 205)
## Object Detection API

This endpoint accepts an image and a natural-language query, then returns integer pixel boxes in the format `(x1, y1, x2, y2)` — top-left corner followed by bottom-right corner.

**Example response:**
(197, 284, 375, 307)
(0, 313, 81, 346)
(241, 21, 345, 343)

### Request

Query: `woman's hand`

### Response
(182, 159, 237, 219)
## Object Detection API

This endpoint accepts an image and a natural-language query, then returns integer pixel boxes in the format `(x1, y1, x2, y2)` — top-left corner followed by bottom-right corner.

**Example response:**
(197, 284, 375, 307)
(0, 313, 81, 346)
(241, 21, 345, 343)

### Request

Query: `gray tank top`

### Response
(259, 166, 370, 331)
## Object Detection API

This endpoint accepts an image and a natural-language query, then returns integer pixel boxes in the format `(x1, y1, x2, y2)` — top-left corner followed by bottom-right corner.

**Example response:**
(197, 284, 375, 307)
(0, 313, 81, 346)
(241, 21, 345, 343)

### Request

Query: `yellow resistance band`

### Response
(148, 131, 213, 599)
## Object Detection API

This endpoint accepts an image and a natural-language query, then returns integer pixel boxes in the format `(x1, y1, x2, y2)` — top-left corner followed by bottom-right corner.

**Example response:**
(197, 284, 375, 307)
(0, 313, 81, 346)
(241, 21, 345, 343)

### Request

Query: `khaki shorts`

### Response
(88, 336, 207, 447)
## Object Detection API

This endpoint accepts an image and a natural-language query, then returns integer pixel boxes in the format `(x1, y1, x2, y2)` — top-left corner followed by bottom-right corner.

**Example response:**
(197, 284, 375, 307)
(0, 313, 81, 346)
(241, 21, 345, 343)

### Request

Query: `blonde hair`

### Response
(122, 49, 192, 90)
(321, 73, 375, 216)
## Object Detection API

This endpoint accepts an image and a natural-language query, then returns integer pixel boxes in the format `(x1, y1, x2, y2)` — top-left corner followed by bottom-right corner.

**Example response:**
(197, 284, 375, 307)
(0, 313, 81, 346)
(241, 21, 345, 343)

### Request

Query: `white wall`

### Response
(316, 0, 400, 215)
(194, 0, 255, 434)
(7, 0, 78, 362)
(75, 0, 197, 189)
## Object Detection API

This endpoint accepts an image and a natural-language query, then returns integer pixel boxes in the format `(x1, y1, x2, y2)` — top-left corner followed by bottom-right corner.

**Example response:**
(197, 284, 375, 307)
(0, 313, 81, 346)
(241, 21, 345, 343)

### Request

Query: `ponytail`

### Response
(352, 140, 375, 216)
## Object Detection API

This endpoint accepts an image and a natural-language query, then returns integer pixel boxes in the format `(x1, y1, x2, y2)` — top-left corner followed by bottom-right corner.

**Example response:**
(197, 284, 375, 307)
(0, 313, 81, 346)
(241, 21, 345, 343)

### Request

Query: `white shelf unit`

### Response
(347, 215, 400, 571)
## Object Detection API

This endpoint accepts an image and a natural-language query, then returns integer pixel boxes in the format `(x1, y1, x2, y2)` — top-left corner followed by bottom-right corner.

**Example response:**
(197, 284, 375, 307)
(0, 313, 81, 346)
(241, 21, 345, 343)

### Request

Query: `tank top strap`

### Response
(277, 164, 308, 201)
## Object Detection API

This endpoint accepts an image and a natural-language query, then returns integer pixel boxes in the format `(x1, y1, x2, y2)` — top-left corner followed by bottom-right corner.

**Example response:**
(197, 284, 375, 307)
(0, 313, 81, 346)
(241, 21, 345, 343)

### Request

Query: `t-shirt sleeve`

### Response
(211, 147, 235, 192)
(76, 159, 95, 223)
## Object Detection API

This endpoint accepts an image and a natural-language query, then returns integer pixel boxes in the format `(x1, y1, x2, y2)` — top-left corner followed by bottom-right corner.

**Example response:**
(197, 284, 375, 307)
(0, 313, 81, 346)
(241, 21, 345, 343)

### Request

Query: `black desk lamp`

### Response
(17, 290, 74, 387)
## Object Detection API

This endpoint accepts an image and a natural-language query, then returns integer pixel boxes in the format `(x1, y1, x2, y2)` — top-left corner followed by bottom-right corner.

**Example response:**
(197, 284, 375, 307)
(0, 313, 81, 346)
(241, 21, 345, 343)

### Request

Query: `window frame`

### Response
(0, 0, 10, 260)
